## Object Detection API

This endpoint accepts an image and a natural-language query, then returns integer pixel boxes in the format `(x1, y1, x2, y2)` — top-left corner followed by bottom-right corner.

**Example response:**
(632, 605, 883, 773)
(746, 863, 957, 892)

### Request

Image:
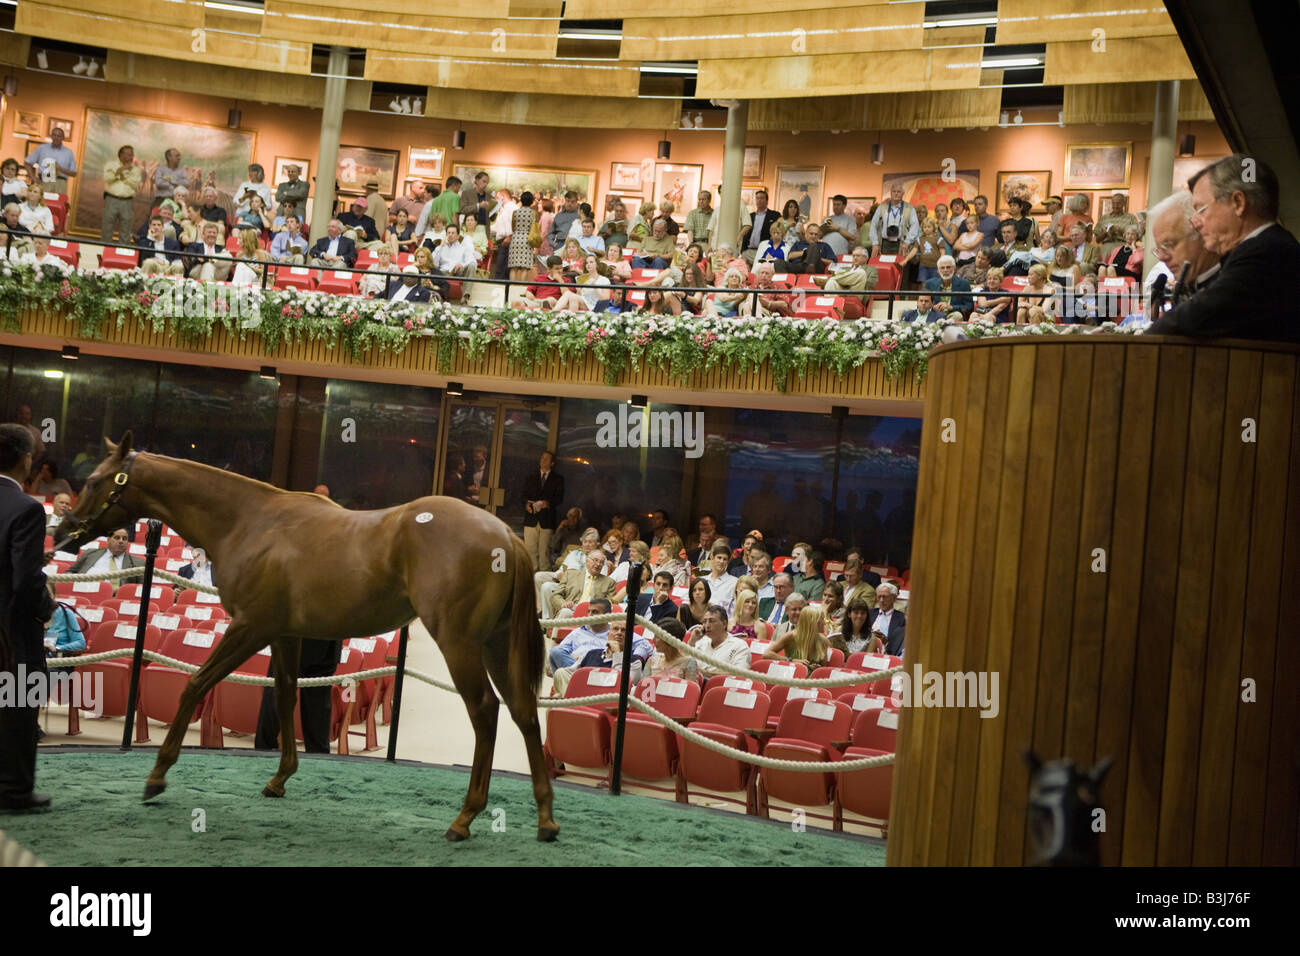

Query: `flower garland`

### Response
(0, 263, 1141, 389)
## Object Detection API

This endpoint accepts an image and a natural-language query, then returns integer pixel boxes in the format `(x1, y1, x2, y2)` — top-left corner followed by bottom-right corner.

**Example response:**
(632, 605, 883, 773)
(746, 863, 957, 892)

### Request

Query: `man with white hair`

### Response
(1147, 154, 1299, 341)
(867, 582, 906, 656)
(923, 255, 974, 318)
(773, 591, 808, 641)
(1147, 190, 1222, 305)
(308, 218, 357, 268)
(816, 246, 879, 293)
(19, 230, 70, 275)
(534, 526, 599, 613)
(870, 181, 920, 264)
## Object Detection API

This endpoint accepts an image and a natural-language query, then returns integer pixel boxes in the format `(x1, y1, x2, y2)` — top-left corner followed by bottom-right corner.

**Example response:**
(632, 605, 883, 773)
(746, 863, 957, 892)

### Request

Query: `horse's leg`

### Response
(262, 638, 303, 798)
(144, 623, 266, 800)
(483, 630, 559, 842)
(438, 637, 500, 842)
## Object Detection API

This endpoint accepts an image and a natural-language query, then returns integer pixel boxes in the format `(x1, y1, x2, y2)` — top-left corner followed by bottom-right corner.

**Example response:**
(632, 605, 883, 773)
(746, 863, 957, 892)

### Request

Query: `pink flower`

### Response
(343, 318, 353, 326)
(404, 319, 413, 330)
(879, 336, 896, 352)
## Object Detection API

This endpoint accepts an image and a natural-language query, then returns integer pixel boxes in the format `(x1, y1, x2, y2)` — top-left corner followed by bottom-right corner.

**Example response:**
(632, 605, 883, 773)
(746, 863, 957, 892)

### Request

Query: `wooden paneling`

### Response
(995, 0, 1177, 44)
(367, 52, 640, 97)
(889, 335, 1300, 867)
(1044, 36, 1196, 86)
(422, 89, 680, 130)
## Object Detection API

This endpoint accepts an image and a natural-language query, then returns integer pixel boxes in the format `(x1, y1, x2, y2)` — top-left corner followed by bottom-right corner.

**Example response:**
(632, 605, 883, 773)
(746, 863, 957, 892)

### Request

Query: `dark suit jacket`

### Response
(522, 468, 564, 530)
(309, 234, 358, 267)
(183, 240, 226, 274)
(0, 478, 54, 670)
(868, 607, 906, 656)
(387, 281, 432, 303)
(635, 594, 678, 624)
(1147, 224, 1300, 343)
(742, 209, 780, 249)
(68, 548, 145, 575)
(923, 275, 974, 315)
(137, 236, 183, 267)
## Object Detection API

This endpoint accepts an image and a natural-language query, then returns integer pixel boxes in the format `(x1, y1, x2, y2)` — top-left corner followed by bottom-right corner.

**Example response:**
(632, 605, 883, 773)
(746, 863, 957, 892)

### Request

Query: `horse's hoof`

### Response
(261, 786, 284, 798)
(444, 827, 470, 842)
(142, 782, 165, 802)
(537, 825, 560, 843)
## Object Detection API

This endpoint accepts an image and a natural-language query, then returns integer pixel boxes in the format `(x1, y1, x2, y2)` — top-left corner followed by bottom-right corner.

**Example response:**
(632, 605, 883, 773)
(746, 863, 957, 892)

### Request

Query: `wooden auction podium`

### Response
(887, 335, 1300, 866)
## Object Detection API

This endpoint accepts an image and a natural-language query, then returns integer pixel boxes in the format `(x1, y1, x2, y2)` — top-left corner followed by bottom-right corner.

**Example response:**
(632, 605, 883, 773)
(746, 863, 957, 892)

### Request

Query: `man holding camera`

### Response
(822, 194, 858, 258)
(869, 182, 920, 280)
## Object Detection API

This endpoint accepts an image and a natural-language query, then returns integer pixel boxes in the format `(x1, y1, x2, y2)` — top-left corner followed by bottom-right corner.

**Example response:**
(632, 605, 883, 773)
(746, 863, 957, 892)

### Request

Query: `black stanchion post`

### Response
(121, 518, 161, 751)
(609, 560, 644, 795)
(386, 623, 411, 762)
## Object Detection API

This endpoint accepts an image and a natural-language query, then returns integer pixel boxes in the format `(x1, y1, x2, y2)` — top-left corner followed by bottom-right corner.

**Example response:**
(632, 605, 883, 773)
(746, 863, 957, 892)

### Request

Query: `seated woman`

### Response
(386, 207, 418, 256)
(413, 245, 449, 301)
(971, 267, 1012, 322)
(574, 253, 611, 309)
(1017, 263, 1057, 324)
(820, 580, 845, 633)
(763, 609, 829, 670)
(755, 219, 789, 264)
(235, 195, 271, 239)
(420, 212, 448, 251)
(361, 245, 399, 297)
(638, 286, 682, 316)
(678, 577, 712, 632)
(834, 598, 879, 656)
(1102, 225, 1144, 280)
(463, 213, 490, 263)
(231, 227, 270, 285)
(560, 237, 585, 273)
(1030, 228, 1060, 267)
(602, 242, 632, 282)
(647, 618, 699, 680)
(704, 267, 755, 318)
(729, 589, 773, 643)
(44, 581, 85, 656)
(1050, 244, 1082, 289)
(654, 532, 690, 588)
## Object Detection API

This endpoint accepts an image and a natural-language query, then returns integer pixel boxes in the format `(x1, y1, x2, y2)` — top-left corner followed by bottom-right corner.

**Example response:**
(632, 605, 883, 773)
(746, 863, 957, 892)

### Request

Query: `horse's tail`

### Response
(508, 534, 544, 705)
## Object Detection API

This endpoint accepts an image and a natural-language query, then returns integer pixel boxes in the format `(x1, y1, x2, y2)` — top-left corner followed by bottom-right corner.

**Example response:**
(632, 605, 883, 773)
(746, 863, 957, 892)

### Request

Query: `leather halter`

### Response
(59, 451, 138, 549)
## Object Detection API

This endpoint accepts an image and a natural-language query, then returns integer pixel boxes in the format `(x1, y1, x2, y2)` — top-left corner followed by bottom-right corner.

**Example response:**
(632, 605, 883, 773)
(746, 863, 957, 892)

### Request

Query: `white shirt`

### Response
(20, 251, 69, 273)
(361, 264, 397, 297)
(561, 548, 589, 572)
(325, 237, 340, 257)
(872, 608, 894, 637)
(390, 282, 415, 302)
(90, 549, 126, 574)
(234, 180, 273, 216)
(694, 633, 751, 677)
(433, 237, 476, 273)
(704, 572, 736, 612)
(492, 200, 517, 239)
(188, 563, 214, 588)
(18, 204, 54, 233)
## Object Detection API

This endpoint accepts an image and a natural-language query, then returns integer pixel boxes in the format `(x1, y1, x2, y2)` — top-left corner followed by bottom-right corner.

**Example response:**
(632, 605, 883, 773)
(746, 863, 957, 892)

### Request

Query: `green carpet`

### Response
(4, 750, 885, 867)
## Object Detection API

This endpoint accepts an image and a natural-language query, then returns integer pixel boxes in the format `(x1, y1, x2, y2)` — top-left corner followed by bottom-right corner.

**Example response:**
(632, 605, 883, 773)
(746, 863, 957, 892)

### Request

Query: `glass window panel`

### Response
(155, 365, 279, 482)
(319, 379, 441, 510)
(835, 416, 921, 570)
(498, 409, 553, 531)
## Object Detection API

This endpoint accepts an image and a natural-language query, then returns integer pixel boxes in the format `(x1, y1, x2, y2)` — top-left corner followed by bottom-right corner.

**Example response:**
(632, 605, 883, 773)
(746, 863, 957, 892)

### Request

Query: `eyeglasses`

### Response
(1191, 201, 1211, 218)
(1154, 239, 1179, 256)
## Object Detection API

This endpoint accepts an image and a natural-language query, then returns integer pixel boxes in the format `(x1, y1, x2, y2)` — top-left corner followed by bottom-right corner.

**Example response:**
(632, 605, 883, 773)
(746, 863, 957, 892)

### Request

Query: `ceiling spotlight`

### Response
(399, 97, 412, 114)
(657, 139, 671, 159)
(35, 49, 48, 70)
(870, 143, 884, 165)
(259, 365, 277, 380)
(1178, 133, 1196, 156)
(86, 59, 100, 78)
(227, 107, 242, 129)
(71, 57, 88, 75)
(61, 345, 79, 360)
(2, 76, 15, 98)
(628, 394, 648, 407)
(681, 114, 693, 129)
(452, 129, 466, 150)
(1012, 110, 1023, 126)
(445, 381, 464, 396)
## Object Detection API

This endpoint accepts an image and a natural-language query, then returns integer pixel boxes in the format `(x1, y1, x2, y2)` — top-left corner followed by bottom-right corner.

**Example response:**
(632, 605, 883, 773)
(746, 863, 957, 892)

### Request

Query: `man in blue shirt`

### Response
(24, 127, 77, 196)
(547, 597, 613, 675)
(902, 293, 944, 324)
(269, 215, 309, 264)
(786, 221, 836, 274)
(954, 194, 1002, 248)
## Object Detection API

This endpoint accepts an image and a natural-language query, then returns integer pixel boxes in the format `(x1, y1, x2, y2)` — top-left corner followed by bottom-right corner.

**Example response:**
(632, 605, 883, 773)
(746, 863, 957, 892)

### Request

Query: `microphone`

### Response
(1171, 260, 1192, 306)
(1149, 271, 1168, 316)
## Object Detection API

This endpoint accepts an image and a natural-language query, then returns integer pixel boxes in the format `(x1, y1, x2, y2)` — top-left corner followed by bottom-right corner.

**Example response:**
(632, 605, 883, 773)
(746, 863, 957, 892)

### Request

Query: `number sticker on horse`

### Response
(415, 512, 433, 524)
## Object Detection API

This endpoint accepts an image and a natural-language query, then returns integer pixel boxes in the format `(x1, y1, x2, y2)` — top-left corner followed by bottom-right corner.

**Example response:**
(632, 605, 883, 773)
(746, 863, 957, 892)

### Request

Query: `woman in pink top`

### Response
(536, 198, 556, 256)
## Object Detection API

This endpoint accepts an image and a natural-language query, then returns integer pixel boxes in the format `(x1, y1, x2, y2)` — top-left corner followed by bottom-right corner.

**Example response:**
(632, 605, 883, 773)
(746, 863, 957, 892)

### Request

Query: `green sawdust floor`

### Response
(5, 749, 885, 867)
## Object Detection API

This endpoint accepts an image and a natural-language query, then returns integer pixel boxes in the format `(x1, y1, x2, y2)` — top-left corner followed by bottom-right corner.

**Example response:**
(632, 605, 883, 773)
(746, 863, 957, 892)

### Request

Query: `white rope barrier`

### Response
(47, 564, 221, 595)
(540, 613, 904, 689)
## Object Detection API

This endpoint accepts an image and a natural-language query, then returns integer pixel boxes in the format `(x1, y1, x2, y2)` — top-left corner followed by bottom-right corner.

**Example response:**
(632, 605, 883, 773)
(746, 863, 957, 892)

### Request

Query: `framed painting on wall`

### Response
(996, 170, 1052, 214)
(743, 146, 764, 180)
(74, 107, 256, 235)
(407, 147, 445, 182)
(1170, 154, 1227, 193)
(774, 166, 825, 222)
(337, 145, 400, 198)
(881, 169, 978, 209)
(651, 163, 703, 222)
(1064, 142, 1132, 189)
(741, 183, 766, 214)
(48, 117, 74, 141)
(13, 110, 42, 137)
(273, 157, 310, 187)
(610, 161, 643, 193)
(452, 163, 597, 205)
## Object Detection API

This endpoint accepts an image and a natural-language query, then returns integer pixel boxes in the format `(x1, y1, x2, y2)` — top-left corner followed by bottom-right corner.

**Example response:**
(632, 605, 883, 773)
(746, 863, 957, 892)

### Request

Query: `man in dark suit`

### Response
(0, 423, 56, 810)
(184, 221, 233, 281)
(902, 293, 944, 324)
(1148, 154, 1299, 342)
(307, 219, 358, 269)
(635, 571, 679, 624)
(387, 265, 434, 303)
(136, 214, 184, 274)
(254, 637, 341, 754)
(867, 582, 905, 657)
(739, 189, 780, 264)
(67, 527, 144, 591)
(522, 449, 564, 574)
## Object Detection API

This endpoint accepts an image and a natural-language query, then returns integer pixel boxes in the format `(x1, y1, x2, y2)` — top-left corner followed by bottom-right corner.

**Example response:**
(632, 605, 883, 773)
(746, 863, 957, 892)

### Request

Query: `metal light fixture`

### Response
(259, 366, 277, 380)
(871, 143, 884, 165)
(71, 57, 88, 75)
(1012, 110, 1024, 126)
(86, 59, 100, 77)
(227, 106, 242, 129)
(1179, 134, 1196, 156)
(657, 139, 671, 160)
(61, 345, 79, 360)
(452, 129, 466, 150)
(629, 394, 648, 407)
(35, 49, 48, 70)
(445, 381, 464, 396)
(3, 76, 16, 97)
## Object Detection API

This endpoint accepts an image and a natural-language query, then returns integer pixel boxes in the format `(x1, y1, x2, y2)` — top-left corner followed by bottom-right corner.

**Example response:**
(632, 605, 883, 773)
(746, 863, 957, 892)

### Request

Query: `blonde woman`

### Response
(729, 589, 773, 643)
(654, 532, 689, 588)
(763, 608, 829, 670)
(972, 266, 1011, 322)
(560, 237, 584, 272)
(361, 245, 399, 297)
(1018, 263, 1056, 324)
(602, 242, 632, 281)
(231, 227, 269, 285)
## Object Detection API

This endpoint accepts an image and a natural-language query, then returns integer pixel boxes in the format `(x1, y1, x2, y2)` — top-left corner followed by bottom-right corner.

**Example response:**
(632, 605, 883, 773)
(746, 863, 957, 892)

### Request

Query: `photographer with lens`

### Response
(869, 181, 920, 284)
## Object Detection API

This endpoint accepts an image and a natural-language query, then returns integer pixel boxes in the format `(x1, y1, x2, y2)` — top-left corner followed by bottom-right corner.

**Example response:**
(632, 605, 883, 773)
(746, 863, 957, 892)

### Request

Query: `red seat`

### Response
(72, 605, 116, 628)
(45, 237, 78, 268)
(178, 603, 226, 625)
(868, 257, 901, 291)
(702, 674, 766, 696)
(100, 244, 140, 271)
(140, 628, 221, 728)
(812, 666, 874, 700)
(148, 611, 185, 643)
(212, 646, 272, 745)
(765, 685, 831, 729)
(835, 747, 893, 831)
(272, 265, 316, 291)
(619, 675, 703, 798)
(100, 598, 161, 620)
(826, 647, 845, 667)
(315, 269, 359, 296)
(56, 579, 114, 603)
(337, 636, 388, 754)
(79, 620, 163, 725)
(797, 294, 843, 319)
(117, 583, 175, 612)
(771, 556, 792, 573)
(44, 192, 68, 233)
(544, 667, 621, 776)
(679, 686, 772, 812)
(758, 696, 853, 819)
(845, 652, 903, 695)
(750, 658, 806, 681)
(292, 645, 364, 750)
(823, 560, 845, 581)
(842, 696, 899, 752)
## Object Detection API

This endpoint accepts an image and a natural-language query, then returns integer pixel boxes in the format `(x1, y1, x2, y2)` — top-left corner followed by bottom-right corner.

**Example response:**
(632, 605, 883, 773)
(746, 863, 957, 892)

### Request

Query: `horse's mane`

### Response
(138, 451, 323, 501)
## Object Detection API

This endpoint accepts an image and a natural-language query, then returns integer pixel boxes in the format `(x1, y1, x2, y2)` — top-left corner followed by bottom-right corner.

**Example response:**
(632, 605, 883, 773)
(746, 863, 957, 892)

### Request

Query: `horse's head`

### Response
(1025, 751, 1113, 866)
(53, 430, 138, 552)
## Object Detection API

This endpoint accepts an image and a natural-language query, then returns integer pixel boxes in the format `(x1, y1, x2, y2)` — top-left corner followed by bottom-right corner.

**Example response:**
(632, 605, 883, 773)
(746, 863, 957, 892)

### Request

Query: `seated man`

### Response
(691, 604, 752, 678)
(269, 214, 309, 264)
(546, 596, 613, 676)
(997, 220, 1034, 276)
(785, 221, 836, 274)
(431, 222, 477, 278)
(184, 221, 233, 281)
(338, 197, 383, 250)
(308, 219, 357, 269)
(816, 245, 879, 318)
(67, 527, 143, 590)
(551, 619, 640, 697)
(521, 255, 575, 307)
(550, 548, 616, 618)
(0, 201, 30, 258)
(176, 547, 216, 590)
(635, 571, 679, 624)
(45, 491, 73, 536)
(772, 591, 808, 641)
(922, 254, 974, 318)
(19, 230, 71, 275)
(137, 215, 184, 275)
(198, 186, 229, 238)
(536, 526, 600, 613)
(631, 218, 676, 270)
(575, 218, 605, 255)
(901, 293, 944, 324)
(387, 264, 432, 303)
(598, 201, 629, 248)
(136, 204, 183, 246)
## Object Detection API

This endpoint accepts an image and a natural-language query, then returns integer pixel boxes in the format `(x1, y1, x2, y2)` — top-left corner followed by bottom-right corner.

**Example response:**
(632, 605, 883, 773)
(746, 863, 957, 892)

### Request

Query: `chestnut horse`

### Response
(55, 432, 558, 842)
